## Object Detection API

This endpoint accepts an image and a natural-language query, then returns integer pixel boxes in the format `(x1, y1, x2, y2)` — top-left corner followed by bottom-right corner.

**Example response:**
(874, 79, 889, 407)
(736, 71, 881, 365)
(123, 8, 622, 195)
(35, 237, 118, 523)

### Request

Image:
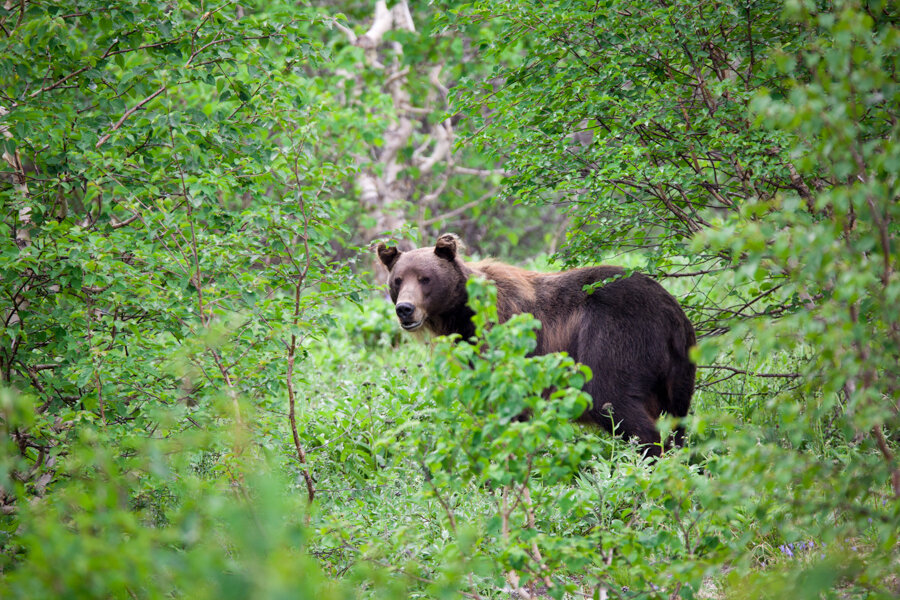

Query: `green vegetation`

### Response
(1, 0, 897, 598)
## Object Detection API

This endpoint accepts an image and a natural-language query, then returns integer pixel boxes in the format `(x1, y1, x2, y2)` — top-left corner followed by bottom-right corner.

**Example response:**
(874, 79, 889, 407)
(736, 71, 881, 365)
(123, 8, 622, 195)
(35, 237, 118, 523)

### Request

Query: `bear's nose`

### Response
(395, 302, 415, 320)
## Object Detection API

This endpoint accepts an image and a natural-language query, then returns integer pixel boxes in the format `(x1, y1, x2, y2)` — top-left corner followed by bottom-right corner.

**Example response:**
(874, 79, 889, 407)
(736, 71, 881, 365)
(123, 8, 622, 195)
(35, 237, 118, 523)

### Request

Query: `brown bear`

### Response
(376, 233, 696, 457)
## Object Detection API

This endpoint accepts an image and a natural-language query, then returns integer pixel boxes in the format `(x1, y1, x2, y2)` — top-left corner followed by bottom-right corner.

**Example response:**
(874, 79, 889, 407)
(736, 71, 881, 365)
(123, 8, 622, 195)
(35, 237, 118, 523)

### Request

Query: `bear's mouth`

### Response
(400, 319, 424, 331)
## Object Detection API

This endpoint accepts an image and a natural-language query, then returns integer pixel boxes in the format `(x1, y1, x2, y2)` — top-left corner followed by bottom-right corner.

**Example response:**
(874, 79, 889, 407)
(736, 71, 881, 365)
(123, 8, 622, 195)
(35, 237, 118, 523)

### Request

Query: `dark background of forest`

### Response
(1, 1, 898, 598)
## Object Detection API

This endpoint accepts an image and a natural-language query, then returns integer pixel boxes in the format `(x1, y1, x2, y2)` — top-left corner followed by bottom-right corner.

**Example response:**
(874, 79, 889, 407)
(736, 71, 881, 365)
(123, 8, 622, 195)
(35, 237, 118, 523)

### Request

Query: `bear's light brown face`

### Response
(376, 235, 467, 333)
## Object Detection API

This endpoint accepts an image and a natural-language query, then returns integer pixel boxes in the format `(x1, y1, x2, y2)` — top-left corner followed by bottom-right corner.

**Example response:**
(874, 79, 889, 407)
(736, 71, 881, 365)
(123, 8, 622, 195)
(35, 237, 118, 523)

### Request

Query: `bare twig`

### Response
(285, 140, 316, 505)
(110, 212, 140, 229)
(85, 298, 106, 425)
(872, 426, 900, 498)
(697, 365, 801, 379)
(95, 84, 167, 149)
(501, 485, 534, 600)
(451, 165, 511, 177)
(331, 18, 357, 44)
(420, 463, 457, 532)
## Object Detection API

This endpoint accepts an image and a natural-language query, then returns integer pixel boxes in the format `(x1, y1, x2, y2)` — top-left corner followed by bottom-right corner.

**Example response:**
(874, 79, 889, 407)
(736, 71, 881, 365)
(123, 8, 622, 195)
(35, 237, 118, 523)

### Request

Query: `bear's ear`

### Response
(376, 243, 401, 271)
(434, 233, 460, 262)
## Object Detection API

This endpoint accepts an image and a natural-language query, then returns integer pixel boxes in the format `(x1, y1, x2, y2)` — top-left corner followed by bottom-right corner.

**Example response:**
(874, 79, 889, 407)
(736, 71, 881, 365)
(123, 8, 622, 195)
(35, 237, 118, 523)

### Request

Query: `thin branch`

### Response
(286, 139, 316, 505)
(95, 84, 167, 149)
(872, 426, 900, 498)
(421, 196, 487, 227)
(332, 19, 357, 44)
(451, 165, 510, 177)
(110, 213, 140, 229)
(28, 39, 177, 99)
(420, 462, 457, 532)
(697, 364, 801, 379)
(85, 300, 106, 425)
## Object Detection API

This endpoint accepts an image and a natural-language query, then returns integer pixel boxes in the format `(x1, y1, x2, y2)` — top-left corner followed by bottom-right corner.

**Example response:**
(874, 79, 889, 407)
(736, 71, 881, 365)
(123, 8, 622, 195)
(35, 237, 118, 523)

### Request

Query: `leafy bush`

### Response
(0, 393, 347, 599)
(1, 0, 898, 598)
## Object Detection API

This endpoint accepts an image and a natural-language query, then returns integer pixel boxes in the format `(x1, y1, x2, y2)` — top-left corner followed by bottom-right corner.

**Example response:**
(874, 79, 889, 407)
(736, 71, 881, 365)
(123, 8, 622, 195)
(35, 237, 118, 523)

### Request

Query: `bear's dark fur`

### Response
(376, 234, 696, 457)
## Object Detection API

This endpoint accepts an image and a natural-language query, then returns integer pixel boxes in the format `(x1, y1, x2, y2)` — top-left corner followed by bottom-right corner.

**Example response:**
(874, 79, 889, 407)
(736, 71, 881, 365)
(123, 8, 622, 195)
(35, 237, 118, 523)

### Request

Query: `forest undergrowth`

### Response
(276, 287, 898, 599)
(2, 0, 898, 597)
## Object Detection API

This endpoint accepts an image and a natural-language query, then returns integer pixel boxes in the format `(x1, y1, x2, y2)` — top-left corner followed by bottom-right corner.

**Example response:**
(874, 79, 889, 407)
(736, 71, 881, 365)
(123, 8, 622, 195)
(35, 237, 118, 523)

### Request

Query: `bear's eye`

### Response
(393, 277, 402, 287)
(419, 276, 430, 285)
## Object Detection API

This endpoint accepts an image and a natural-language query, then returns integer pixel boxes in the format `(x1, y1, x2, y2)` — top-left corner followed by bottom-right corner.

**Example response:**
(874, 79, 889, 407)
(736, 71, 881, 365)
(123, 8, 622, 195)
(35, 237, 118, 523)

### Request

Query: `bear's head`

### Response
(376, 234, 469, 333)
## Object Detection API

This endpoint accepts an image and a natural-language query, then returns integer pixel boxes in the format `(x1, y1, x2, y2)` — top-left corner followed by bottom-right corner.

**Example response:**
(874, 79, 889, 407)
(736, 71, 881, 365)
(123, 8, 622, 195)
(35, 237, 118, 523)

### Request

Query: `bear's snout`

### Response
(395, 302, 424, 330)
(396, 302, 415, 320)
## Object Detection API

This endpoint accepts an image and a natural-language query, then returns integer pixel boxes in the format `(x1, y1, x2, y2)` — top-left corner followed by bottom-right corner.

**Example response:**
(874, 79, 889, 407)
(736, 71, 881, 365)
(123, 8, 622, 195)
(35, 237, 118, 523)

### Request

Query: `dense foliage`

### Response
(1, 0, 898, 598)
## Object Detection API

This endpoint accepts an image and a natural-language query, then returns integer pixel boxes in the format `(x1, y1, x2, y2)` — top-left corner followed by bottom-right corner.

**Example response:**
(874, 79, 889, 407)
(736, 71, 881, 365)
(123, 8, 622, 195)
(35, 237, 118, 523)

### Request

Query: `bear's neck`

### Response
(423, 259, 478, 340)
(426, 304, 476, 340)
(423, 259, 543, 340)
